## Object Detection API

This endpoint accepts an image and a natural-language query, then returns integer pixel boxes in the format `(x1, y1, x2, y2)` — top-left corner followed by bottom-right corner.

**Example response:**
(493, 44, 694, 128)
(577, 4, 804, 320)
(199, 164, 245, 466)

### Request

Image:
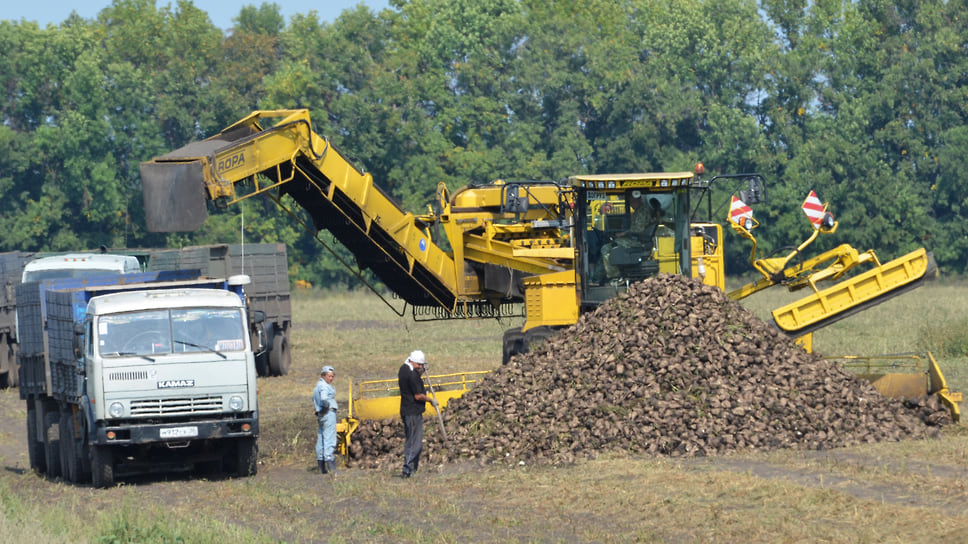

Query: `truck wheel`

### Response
(268, 332, 290, 376)
(75, 419, 92, 484)
(59, 411, 75, 482)
(255, 353, 269, 377)
(235, 437, 258, 477)
(43, 411, 61, 479)
(91, 446, 115, 488)
(26, 404, 46, 473)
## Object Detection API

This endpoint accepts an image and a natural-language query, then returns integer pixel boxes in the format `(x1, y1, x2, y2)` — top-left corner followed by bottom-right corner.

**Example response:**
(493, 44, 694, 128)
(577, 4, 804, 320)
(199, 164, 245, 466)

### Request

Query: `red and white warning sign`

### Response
(729, 195, 753, 226)
(801, 190, 826, 229)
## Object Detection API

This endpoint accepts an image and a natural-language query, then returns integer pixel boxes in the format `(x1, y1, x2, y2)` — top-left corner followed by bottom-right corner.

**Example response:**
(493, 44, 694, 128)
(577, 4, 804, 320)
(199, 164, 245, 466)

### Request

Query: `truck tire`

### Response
(59, 411, 86, 483)
(235, 437, 258, 477)
(59, 411, 74, 482)
(43, 411, 61, 479)
(255, 353, 269, 377)
(91, 446, 115, 488)
(26, 404, 46, 473)
(268, 331, 290, 376)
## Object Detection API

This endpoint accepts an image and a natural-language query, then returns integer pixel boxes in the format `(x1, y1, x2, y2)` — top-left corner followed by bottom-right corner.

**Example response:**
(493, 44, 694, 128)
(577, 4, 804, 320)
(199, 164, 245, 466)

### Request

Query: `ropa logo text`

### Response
(158, 379, 195, 389)
(217, 151, 245, 172)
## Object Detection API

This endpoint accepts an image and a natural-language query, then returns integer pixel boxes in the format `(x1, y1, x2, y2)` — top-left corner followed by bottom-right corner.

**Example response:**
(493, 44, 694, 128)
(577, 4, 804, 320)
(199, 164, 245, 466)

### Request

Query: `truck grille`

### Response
(109, 370, 149, 381)
(129, 396, 223, 416)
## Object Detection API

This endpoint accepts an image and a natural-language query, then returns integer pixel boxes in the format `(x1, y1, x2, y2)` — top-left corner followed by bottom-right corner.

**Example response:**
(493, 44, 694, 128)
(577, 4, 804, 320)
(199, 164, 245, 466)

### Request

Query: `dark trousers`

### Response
(402, 414, 424, 476)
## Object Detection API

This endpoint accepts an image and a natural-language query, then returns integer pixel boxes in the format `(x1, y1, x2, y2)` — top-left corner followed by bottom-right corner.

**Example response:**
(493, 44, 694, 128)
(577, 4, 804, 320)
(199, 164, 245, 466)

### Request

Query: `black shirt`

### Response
(398, 363, 427, 417)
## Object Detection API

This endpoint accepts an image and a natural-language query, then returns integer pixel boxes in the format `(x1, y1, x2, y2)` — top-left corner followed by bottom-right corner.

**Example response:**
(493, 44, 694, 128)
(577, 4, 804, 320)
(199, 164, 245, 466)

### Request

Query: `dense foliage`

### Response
(2, 0, 967, 286)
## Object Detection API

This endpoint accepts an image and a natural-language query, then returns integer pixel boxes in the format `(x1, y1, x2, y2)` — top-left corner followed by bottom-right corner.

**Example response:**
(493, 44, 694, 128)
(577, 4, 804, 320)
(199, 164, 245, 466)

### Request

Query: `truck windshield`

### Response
(98, 308, 246, 357)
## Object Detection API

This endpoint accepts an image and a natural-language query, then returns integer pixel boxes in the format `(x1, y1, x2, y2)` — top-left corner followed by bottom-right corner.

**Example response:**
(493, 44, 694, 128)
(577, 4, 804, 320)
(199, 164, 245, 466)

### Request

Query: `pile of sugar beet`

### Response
(347, 274, 952, 469)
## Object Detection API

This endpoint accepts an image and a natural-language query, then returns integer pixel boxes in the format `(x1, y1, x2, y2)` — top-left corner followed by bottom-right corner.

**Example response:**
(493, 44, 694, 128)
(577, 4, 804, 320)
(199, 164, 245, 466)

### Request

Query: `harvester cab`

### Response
(571, 170, 719, 306)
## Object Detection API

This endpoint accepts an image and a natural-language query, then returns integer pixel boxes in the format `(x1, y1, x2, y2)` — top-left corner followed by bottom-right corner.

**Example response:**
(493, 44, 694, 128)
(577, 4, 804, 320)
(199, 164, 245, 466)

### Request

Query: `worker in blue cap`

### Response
(313, 365, 338, 474)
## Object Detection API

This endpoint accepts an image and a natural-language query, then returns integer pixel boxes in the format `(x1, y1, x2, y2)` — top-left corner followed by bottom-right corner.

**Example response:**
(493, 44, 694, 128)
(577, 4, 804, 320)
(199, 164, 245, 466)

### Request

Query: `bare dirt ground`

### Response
(2, 383, 967, 543)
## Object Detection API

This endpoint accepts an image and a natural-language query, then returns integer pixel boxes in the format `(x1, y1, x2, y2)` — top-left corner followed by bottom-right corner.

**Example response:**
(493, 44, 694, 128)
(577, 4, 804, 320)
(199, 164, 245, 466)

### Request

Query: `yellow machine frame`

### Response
(141, 109, 958, 424)
(335, 371, 491, 458)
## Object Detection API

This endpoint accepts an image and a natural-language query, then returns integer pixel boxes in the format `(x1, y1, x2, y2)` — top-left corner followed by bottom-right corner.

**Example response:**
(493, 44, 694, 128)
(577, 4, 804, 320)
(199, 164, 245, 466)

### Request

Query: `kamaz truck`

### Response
(18, 270, 260, 487)
(0, 243, 291, 387)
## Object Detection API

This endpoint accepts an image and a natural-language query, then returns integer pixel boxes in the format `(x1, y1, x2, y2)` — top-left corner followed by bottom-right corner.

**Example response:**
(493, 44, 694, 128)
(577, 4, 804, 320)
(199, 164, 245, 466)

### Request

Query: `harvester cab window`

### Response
(578, 186, 690, 305)
(594, 190, 668, 285)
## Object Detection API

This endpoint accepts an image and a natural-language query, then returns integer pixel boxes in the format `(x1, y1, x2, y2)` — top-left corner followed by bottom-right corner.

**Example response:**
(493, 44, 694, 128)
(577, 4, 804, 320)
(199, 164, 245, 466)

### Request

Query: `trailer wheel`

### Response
(91, 446, 115, 488)
(43, 411, 61, 479)
(235, 437, 258, 477)
(26, 403, 46, 473)
(268, 332, 290, 376)
(7, 342, 18, 388)
(0, 334, 9, 388)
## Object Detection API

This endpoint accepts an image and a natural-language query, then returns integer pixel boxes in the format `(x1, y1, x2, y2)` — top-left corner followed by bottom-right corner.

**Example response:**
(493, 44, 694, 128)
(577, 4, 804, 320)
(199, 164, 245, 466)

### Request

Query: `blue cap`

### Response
(321, 366, 334, 374)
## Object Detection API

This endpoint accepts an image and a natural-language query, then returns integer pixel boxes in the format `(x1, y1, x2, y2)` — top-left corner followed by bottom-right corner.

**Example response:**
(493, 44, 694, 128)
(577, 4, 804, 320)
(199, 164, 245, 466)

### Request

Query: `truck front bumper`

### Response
(96, 416, 258, 445)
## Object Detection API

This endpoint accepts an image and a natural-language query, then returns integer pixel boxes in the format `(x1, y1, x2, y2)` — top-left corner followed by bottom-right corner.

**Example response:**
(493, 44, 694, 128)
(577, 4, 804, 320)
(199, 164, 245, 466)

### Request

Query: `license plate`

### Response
(160, 426, 198, 439)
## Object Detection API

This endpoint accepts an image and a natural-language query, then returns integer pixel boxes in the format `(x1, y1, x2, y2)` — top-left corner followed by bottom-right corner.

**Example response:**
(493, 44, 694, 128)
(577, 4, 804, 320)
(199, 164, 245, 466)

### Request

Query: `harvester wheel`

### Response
(525, 327, 556, 353)
(502, 328, 525, 365)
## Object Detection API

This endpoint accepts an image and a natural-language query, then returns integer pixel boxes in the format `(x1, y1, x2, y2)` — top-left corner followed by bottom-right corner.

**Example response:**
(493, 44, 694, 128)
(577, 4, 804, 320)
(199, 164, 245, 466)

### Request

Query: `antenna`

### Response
(240, 208, 245, 275)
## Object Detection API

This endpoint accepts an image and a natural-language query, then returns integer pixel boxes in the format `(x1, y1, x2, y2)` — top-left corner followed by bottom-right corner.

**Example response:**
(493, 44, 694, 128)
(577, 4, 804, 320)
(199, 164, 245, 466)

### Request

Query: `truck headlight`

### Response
(108, 402, 124, 418)
(229, 395, 244, 411)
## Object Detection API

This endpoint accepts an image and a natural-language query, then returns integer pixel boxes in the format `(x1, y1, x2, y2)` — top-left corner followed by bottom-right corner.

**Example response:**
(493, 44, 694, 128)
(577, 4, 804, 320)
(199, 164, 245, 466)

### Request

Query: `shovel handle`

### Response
(424, 374, 449, 442)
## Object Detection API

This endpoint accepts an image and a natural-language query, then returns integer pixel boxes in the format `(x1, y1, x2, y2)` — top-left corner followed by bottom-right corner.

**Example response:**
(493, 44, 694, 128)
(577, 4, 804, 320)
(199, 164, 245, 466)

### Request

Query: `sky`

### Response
(4, 0, 391, 29)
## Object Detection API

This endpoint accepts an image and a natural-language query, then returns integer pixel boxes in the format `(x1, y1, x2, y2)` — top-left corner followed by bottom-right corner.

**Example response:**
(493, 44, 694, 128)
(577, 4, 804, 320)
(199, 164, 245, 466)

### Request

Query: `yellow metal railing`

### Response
(347, 370, 491, 421)
(335, 370, 491, 460)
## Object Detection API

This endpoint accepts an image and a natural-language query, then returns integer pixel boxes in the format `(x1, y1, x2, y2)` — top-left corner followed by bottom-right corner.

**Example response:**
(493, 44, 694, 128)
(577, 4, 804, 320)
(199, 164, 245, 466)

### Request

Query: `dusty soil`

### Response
(2, 383, 967, 543)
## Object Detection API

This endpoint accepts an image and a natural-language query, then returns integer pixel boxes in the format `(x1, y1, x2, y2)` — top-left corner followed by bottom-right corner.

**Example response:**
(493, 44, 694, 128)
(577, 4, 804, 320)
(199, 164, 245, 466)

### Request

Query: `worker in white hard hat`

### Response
(397, 349, 437, 478)
(312, 364, 338, 474)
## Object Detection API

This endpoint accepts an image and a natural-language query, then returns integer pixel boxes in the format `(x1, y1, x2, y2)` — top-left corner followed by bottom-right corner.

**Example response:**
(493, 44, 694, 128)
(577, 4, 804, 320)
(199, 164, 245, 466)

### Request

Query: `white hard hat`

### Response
(408, 350, 426, 365)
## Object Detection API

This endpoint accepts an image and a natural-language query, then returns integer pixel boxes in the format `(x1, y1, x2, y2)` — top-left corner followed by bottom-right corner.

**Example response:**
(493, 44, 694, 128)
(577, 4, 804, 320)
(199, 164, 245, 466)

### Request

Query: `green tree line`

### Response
(2, 0, 967, 287)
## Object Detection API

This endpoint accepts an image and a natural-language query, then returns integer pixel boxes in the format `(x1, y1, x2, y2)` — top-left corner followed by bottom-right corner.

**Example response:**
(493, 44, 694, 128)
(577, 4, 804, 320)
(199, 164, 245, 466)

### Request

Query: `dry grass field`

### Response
(0, 280, 966, 543)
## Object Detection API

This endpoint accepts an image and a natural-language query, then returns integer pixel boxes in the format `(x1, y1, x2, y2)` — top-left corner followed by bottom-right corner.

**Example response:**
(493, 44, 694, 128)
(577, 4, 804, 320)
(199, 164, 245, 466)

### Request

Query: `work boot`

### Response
(325, 460, 337, 475)
(318, 460, 327, 474)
